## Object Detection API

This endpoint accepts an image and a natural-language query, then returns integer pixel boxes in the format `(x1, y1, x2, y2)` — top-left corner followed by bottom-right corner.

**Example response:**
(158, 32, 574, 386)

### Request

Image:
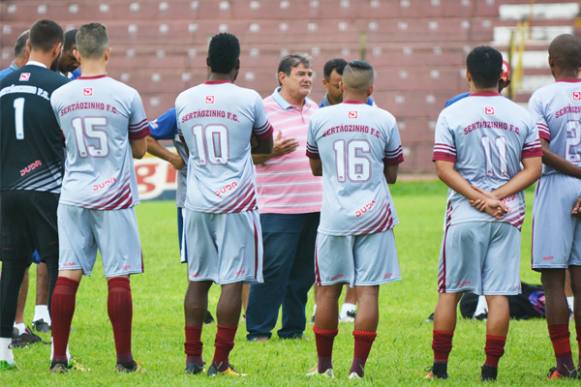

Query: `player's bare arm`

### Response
(309, 158, 322, 176)
(435, 160, 508, 218)
(539, 139, 581, 179)
(489, 157, 542, 199)
(252, 131, 298, 164)
(130, 137, 147, 159)
(383, 163, 398, 184)
(251, 131, 273, 155)
(572, 197, 581, 216)
(146, 136, 184, 170)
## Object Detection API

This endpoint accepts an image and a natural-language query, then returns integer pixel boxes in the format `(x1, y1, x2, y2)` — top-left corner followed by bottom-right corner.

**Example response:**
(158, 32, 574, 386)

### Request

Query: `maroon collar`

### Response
(343, 100, 366, 104)
(204, 80, 231, 85)
(77, 74, 107, 80)
(470, 91, 500, 97)
(556, 78, 581, 83)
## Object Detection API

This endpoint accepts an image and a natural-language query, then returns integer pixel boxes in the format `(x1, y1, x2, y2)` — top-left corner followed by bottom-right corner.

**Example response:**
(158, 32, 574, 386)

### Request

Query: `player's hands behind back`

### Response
(572, 197, 581, 217)
(469, 186, 509, 220)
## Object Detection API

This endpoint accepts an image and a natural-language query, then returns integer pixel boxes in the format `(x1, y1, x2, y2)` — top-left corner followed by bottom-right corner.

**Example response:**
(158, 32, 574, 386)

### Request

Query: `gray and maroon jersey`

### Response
(175, 80, 272, 214)
(306, 101, 404, 236)
(433, 92, 542, 230)
(50, 75, 149, 210)
(528, 79, 581, 176)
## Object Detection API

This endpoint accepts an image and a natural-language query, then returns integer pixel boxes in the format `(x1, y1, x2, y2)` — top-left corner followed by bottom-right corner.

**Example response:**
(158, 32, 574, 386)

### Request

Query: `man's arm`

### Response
(383, 163, 398, 184)
(146, 136, 184, 170)
(309, 158, 322, 176)
(252, 132, 274, 155)
(131, 138, 147, 159)
(252, 132, 299, 164)
(572, 197, 581, 216)
(540, 139, 581, 178)
(490, 157, 542, 199)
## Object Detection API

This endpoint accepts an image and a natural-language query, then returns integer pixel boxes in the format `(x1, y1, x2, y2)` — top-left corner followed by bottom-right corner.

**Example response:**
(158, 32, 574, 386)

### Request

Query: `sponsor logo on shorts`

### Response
(215, 181, 238, 198)
(19, 72, 30, 81)
(330, 274, 345, 281)
(573, 91, 581, 101)
(63, 261, 77, 267)
(190, 272, 201, 279)
(121, 264, 131, 271)
(348, 111, 358, 119)
(383, 272, 392, 279)
(234, 268, 247, 277)
(457, 280, 471, 287)
(543, 256, 554, 261)
(83, 87, 93, 96)
(20, 159, 42, 177)
(484, 106, 495, 115)
(205, 95, 215, 104)
(355, 199, 376, 217)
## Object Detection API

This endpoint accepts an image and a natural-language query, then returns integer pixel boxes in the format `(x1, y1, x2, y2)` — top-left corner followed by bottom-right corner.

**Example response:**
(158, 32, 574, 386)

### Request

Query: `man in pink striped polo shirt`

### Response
(246, 54, 322, 341)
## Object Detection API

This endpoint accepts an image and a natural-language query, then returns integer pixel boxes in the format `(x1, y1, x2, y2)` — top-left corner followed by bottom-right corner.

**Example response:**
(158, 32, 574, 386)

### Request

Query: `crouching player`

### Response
(428, 46, 542, 381)
(49, 23, 149, 372)
(306, 61, 404, 379)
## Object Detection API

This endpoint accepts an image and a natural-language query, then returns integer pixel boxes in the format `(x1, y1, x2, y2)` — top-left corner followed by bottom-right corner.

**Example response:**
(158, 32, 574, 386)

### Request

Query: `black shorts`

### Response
(0, 190, 59, 264)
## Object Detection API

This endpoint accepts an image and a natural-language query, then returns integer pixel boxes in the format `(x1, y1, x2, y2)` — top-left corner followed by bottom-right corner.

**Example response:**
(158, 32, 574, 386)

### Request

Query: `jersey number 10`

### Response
(191, 124, 229, 165)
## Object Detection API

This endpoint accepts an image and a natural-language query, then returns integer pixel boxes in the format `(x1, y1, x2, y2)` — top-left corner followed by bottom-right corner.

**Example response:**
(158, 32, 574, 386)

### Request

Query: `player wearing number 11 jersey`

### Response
(175, 33, 273, 377)
(306, 61, 403, 380)
(49, 23, 149, 373)
(428, 46, 542, 382)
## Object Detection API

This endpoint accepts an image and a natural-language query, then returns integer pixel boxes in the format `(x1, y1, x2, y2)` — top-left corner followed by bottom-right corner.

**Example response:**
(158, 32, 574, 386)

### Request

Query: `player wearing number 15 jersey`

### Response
(306, 61, 403, 379)
(428, 47, 542, 382)
(175, 33, 273, 377)
(49, 23, 149, 373)
(528, 34, 581, 380)
(0, 20, 67, 370)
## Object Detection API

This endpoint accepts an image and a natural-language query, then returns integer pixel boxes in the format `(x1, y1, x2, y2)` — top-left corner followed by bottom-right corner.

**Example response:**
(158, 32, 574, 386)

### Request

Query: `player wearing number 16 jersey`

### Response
(306, 61, 403, 380)
(49, 23, 149, 373)
(528, 34, 581, 380)
(428, 46, 542, 382)
(175, 33, 273, 377)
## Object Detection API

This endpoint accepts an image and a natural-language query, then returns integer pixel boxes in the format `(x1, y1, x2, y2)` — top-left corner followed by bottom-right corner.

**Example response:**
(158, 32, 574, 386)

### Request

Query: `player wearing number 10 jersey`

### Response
(528, 34, 581, 380)
(306, 61, 403, 379)
(428, 46, 542, 382)
(175, 33, 273, 377)
(49, 23, 149, 373)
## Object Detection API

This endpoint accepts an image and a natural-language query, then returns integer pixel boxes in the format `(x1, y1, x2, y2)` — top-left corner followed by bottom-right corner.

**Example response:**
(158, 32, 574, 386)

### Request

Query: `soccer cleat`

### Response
(50, 361, 70, 374)
(185, 362, 204, 375)
(11, 327, 42, 348)
(425, 363, 448, 380)
(207, 363, 246, 377)
(306, 366, 335, 378)
(481, 365, 497, 381)
(32, 319, 51, 333)
(547, 367, 577, 380)
(0, 360, 16, 371)
(203, 310, 214, 325)
(348, 371, 362, 380)
(116, 360, 140, 373)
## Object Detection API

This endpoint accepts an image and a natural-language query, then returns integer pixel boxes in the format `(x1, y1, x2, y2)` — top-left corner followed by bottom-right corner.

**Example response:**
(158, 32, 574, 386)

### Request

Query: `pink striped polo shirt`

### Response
(255, 88, 322, 214)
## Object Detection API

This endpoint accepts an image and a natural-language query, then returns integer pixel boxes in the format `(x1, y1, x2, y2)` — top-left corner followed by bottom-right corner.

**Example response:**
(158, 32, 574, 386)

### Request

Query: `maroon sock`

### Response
(350, 330, 377, 377)
(213, 324, 237, 371)
(484, 335, 506, 368)
(185, 325, 203, 367)
(51, 277, 79, 363)
(548, 324, 574, 374)
(313, 326, 338, 373)
(107, 277, 133, 364)
(432, 330, 453, 363)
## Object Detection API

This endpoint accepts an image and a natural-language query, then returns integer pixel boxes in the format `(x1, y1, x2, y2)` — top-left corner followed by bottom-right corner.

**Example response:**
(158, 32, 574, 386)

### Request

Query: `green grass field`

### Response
(0, 181, 571, 386)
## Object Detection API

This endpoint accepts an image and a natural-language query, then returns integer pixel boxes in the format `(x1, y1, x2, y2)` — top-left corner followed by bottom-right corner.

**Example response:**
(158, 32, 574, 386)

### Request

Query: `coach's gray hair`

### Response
(76, 23, 109, 59)
(342, 61, 374, 92)
(277, 54, 311, 85)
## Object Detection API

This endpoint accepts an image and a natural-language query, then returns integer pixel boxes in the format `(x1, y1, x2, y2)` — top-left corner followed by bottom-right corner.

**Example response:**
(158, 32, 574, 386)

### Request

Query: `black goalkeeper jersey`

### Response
(0, 63, 69, 193)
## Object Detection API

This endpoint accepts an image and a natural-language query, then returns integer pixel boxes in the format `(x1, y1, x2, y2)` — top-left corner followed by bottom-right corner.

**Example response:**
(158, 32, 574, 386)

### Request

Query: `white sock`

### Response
(50, 341, 72, 362)
(474, 296, 488, 317)
(33, 305, 51, 324)
(0, 338, 15, 364)
(567, 296, 574, 312)
(340, 303, 357, 318)
(13, 322, 26, 336)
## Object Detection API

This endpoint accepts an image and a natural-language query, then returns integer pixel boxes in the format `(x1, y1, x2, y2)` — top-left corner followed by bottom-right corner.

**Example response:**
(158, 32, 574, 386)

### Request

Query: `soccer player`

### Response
(528, 34, 581, 379)
(0, 19, 67, 370)
(428, 46, 542, 382)
(176, 32, 272, 376)
(49, 22, 149, 373)
(57, 29, 81, 80)
(306, 61, 404, 379)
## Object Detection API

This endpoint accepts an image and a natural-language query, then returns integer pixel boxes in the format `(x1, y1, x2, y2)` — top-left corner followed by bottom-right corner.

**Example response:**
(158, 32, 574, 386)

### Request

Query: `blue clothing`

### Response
(444, 92, 470, 107)
(149, 107, 177, 140)
(71, 68, 81, 80)
(246, 213, 318, 339)
(319, 94, 375, 108)
(0, 63, 18, 81)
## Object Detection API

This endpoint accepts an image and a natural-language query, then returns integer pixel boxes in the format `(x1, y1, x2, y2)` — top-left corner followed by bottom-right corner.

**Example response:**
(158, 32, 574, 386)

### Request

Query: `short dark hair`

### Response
(342, 60, 374, 91)
(14, 31, 29, 58)
(323, 58, 348, 80)
(76, 23, 108, 59)
(29, 19, 64, 52)
(64, 29, 78, 52)
(549, 34, 581, 72)
(277, 54, 310, 76)
(466, 46, 503, 89)
(207, 33, 240, 74)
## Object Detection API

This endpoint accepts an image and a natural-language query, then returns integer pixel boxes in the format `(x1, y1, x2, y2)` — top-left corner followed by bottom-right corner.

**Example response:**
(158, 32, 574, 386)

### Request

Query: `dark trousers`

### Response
(246, 212, 318, 339)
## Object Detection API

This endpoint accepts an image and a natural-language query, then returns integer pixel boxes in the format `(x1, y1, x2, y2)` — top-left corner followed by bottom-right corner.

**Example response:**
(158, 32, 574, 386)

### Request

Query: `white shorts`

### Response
(58, 204, 143, 277)
(532, 174, 581, 270)
(438, 221, 521, 295)
(314, 230, 400, 287)
(183, 209, 263, 285)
